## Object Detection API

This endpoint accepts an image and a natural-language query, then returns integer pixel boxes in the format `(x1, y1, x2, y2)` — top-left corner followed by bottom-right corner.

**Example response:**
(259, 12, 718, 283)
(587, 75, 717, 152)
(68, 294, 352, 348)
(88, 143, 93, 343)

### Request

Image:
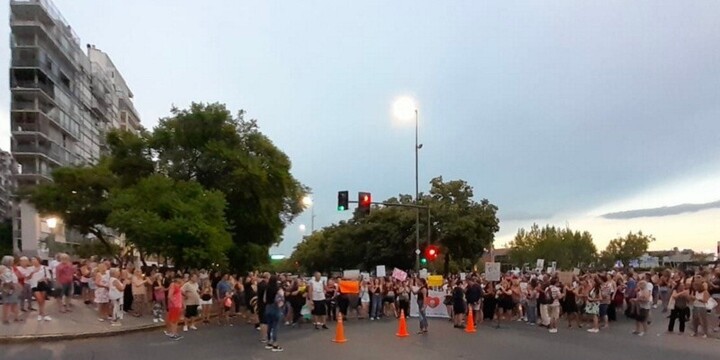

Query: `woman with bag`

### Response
(108, 268, 125, 326)
(1, 256, 22, 324)
(27, 257, 52, 322)
(690, 277, 711, 338)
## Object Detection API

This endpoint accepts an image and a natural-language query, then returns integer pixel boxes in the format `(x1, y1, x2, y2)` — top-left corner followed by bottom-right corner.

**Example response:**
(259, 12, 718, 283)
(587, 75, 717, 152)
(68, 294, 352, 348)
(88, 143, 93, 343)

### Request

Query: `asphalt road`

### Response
(2, 315, 719, 360)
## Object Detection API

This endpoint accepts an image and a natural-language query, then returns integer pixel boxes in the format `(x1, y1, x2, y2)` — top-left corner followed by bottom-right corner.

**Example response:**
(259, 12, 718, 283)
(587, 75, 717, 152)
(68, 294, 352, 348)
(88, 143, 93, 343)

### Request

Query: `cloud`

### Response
(600, 200, 720, 220)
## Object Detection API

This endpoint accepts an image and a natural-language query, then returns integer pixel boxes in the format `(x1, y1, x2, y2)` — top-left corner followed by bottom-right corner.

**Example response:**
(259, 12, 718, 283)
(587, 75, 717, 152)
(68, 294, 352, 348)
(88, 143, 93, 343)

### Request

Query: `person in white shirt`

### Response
(28, 257, 52, 321)
(16, 257, 34, 312)
(308, 272, 328, 329)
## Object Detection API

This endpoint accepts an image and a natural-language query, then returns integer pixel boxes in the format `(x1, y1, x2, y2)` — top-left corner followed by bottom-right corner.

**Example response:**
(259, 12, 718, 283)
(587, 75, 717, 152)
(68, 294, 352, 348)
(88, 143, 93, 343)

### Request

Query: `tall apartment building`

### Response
(0, 151, 18, 220)
(9, 0, 142, 257)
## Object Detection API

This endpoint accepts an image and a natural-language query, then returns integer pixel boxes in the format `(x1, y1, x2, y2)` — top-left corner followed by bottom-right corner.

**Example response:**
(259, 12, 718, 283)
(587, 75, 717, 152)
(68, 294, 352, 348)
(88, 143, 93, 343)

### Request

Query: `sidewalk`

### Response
(0, 300, 165, 343)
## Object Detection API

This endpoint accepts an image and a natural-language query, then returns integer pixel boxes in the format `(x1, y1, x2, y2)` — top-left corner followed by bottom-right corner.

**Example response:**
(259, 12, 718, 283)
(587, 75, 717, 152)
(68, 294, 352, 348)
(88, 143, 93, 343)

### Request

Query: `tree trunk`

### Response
(89, 228, 121, 264)
(139, 250, 147, 268)
(443, 252, 451, 276)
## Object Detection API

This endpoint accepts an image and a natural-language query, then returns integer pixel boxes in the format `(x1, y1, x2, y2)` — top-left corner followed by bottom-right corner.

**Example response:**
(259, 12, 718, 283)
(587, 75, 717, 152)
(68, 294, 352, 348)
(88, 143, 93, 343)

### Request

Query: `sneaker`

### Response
(153, 319, 159, 323)
(190, 326, 198, 330)
(111, 322, 122, 327)
(43, 316, 52, 321)
(260, 339, 268, 343)
(370, 317, 375, 321)
(37, 315, 43, 321)
(637, 332, 644, 336)
(272, 346, 284, 352)
(171, 335, 183, 341)
(265, 345, 273, 350)
(164, 331, 173, 337)
(587, 328, 599, 333)
(549, 328, 558, 333)
(183, 325, 188, 332)
(159, 318, 165, 322)
(322, 324, 328, 330)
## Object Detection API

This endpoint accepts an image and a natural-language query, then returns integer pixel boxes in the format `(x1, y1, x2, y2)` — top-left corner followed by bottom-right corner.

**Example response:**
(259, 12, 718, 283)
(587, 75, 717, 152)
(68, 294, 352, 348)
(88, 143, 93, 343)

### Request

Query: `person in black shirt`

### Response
(256, 272, 269, 342)
(465, 277, 483, 326)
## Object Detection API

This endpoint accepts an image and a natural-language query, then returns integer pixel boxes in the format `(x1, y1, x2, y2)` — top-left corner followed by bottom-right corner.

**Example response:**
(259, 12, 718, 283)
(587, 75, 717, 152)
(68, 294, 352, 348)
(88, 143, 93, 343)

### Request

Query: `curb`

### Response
(0, 313, 225, 344)
(0, 321, 164, 344)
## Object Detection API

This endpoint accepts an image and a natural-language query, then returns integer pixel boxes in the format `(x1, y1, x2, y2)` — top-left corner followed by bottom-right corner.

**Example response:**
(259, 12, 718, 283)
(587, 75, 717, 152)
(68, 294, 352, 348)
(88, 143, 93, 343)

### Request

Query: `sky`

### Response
(2, 1, 719, 256)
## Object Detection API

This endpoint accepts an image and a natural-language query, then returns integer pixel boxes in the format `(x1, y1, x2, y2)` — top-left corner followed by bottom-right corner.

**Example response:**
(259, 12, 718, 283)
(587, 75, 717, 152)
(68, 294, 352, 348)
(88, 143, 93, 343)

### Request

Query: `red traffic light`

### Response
(424, 245, 439, 261)
(358, 192, 372, 208)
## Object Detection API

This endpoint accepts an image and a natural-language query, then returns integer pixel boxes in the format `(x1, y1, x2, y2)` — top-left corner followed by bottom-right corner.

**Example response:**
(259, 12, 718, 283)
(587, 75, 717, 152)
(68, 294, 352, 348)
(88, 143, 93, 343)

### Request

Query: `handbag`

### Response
(707, 297, 718, 311)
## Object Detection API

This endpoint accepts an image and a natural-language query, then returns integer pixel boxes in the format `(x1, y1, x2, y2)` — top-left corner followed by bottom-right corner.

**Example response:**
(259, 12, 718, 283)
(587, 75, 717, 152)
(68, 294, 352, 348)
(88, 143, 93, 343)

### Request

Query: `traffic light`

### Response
(424, 245, 439, 262)
(420, 257, 428, 266)
(358, 192, 371, 215)
(337, 191, 349, 211)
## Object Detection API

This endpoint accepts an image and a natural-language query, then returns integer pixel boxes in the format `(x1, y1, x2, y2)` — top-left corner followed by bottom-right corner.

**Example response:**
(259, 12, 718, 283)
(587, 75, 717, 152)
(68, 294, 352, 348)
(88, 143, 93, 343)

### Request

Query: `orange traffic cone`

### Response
(396, 310, 410, 337)
(465, 309, 477, 333)
(332, 313, 348, 343)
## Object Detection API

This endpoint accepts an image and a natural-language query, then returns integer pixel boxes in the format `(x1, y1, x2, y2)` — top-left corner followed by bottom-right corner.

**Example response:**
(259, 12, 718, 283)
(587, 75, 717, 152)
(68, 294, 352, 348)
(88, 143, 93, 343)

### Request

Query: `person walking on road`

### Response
(264, 275, 284, 352)
(415, 278, 429, 334)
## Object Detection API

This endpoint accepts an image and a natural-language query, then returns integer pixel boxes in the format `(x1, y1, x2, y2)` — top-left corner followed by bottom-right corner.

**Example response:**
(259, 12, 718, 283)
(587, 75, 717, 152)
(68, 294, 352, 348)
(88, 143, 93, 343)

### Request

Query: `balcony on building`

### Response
(10, 0, 82, 71)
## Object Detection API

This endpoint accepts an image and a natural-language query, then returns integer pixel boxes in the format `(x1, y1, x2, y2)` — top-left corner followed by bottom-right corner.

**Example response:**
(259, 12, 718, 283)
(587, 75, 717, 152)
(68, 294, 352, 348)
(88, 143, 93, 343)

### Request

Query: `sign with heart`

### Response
(426, 296, 441, 309)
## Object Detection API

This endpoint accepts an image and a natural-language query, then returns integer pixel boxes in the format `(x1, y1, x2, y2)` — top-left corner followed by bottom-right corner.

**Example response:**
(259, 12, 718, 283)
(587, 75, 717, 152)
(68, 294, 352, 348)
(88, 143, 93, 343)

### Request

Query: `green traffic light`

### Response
(420, 257, 427, 265)
(337, 205, 345, 211)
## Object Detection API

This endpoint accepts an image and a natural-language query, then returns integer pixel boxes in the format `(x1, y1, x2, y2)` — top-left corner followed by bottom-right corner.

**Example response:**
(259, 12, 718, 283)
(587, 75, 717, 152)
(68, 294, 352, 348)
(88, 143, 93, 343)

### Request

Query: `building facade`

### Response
(0, 151, 18, 220)
(9, 0, 142, 256)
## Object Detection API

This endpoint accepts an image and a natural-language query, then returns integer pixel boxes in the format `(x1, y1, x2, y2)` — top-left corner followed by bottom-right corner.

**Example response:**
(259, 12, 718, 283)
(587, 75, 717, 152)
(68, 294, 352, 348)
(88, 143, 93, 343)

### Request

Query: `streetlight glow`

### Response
(392, 96, 417, 121)
(46, 217, 57, 230)
(298, 224, 307, 232)
(302, 195, 313, 208)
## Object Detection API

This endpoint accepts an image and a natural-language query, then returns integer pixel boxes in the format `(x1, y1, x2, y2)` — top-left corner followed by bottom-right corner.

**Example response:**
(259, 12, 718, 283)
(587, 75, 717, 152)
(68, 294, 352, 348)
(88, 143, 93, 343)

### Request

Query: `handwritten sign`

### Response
(376, 265, 386, 277)
(485, 262, 501, 282)
(392, 268, 407, 281)
(428, 275, 443, 287)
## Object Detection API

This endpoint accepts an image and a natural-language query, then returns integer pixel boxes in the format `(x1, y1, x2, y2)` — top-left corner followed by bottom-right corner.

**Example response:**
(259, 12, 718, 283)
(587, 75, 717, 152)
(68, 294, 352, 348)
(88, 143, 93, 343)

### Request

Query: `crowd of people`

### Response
(2, 252, 720, 352)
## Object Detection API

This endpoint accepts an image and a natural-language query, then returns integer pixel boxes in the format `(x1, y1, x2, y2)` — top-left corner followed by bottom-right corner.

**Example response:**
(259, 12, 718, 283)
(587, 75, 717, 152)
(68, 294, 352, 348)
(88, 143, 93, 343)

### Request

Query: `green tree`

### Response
(428, 177, 500, 274)
(28, 162, 118, 254)
(508, 224, 598, 270)
(599, 231, 654, 268)
(289, 178, 499, 274)
(150, 103, 307, 271)
(107, 175, 232, 269)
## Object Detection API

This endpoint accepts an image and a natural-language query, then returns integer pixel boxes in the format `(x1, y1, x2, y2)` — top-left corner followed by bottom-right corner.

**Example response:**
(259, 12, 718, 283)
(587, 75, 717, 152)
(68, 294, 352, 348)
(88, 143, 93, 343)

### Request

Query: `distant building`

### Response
(9, 0, 141, 257)
(481, 247, 510, 264)
(0, 151, 18, 219)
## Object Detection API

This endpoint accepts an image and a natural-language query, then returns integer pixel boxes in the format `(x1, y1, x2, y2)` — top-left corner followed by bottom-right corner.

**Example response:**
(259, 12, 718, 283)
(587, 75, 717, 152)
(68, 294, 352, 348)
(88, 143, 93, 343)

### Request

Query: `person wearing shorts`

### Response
(309, 272, 328, 330)
(165, 276, 184, 341)
(181, 274, 201, 331)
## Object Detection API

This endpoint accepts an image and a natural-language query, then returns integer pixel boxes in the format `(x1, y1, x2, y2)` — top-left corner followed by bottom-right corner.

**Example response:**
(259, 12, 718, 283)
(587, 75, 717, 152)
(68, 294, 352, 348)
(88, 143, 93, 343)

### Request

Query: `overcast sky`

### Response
(2, 1, 719, 256)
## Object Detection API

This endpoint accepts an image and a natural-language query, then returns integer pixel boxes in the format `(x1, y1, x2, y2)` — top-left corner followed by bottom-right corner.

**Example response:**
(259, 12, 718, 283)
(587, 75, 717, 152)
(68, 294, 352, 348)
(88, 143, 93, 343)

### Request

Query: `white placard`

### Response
(550, 261, 557, 272)
(343, 269, 360, 280)
(410, 290, 450, 318)
(376, 265, 386, 277)
(536, 259, 545, 270)
(485, 262, 501, 282)
(360, 272, 370, 280)
(460, 272, 467, 281)
(419, 269, 428, 279)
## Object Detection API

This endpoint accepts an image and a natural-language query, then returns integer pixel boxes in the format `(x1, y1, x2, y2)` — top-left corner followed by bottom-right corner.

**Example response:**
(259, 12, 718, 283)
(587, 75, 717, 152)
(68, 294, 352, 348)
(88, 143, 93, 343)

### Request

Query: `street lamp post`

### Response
(302, 196, 315, 233)
(393, 97, 422, 272)
(413, 109, 420, 273)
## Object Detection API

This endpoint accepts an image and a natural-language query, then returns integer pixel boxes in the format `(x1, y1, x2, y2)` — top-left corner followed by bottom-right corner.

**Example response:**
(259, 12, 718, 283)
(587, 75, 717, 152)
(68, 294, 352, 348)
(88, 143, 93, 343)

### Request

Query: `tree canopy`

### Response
(26, 102, 306, 270)
(289, 177, 499, 274)
(598, 231, 654, 268)
(508, 224, 598, 270)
